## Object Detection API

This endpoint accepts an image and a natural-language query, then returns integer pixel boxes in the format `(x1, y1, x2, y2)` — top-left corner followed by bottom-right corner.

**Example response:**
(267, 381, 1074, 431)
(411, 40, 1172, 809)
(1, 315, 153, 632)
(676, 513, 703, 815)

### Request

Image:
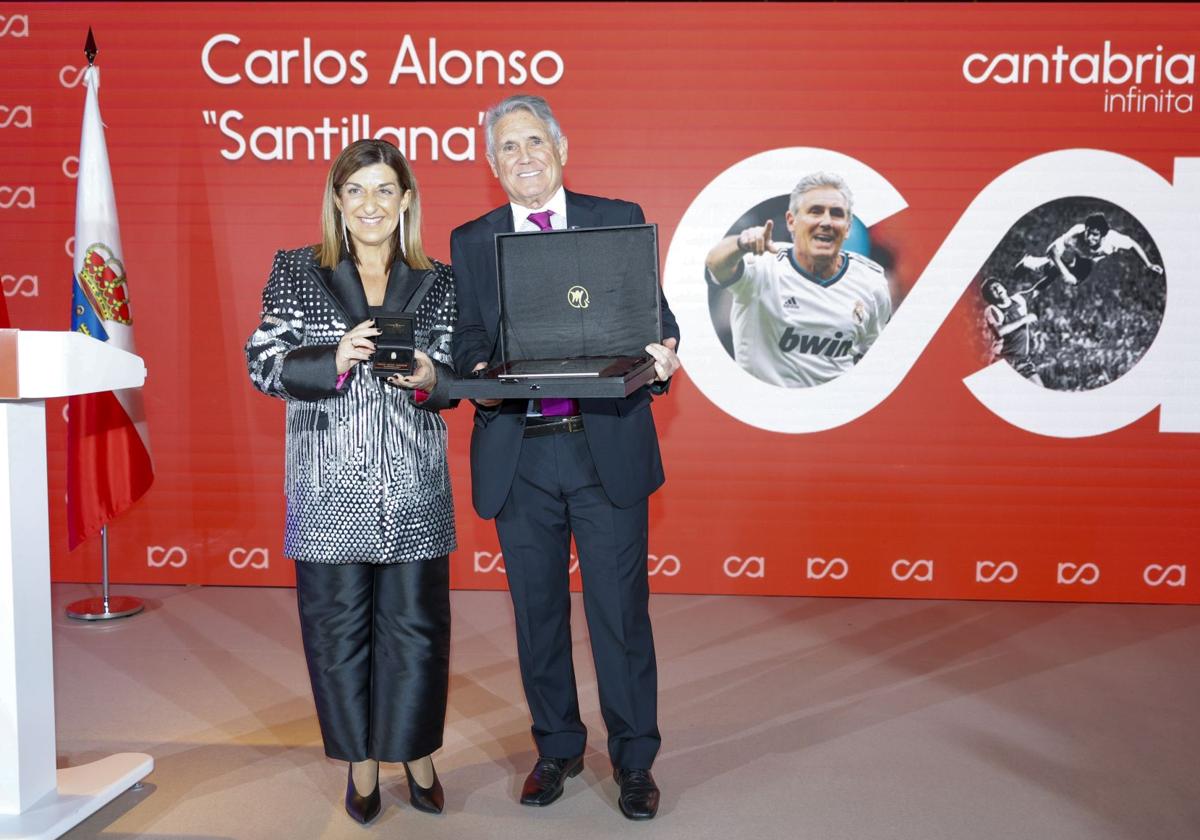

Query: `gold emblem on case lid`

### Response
(567, 285, 589, 309)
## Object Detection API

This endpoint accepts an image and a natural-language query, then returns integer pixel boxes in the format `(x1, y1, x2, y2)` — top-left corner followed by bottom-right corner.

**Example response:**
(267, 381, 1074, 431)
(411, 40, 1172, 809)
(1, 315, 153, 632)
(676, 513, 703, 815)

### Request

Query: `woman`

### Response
(245, 139, 455, 825)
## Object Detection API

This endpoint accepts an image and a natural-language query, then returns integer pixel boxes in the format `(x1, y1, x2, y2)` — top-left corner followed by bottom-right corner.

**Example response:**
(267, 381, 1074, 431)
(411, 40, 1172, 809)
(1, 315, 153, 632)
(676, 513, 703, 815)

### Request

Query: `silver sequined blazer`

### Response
(245, 246, 457, 564)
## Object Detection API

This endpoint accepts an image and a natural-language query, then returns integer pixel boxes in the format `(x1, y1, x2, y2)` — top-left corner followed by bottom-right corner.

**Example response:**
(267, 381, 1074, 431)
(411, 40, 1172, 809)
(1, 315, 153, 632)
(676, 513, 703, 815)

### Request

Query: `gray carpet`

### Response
(47, 583, 1200, 840)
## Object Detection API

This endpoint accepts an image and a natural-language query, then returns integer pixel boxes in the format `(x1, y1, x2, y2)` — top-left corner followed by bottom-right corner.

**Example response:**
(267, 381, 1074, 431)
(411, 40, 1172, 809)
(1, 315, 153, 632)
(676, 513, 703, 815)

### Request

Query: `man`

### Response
(981, 275, 1046, 384)
(705, 172, 892, 387)
(450, 94, 680, 821)
(1016, 211, 1164, 286)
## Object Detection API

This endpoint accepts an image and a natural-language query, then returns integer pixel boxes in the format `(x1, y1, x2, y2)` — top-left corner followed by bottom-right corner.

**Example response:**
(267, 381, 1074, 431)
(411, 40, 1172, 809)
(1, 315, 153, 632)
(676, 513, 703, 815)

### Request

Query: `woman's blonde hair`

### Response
(314, 139, 432, 271)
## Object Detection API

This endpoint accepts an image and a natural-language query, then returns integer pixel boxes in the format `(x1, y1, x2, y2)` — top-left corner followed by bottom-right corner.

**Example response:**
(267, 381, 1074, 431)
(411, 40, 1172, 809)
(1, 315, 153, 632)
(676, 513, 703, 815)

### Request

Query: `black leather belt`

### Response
(523, 415, 584, 438)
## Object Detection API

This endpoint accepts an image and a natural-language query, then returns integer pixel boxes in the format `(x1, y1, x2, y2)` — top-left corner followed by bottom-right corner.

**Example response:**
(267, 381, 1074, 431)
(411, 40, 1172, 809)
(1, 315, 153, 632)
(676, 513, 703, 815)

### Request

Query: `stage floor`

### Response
(48, 583, 1200, 840)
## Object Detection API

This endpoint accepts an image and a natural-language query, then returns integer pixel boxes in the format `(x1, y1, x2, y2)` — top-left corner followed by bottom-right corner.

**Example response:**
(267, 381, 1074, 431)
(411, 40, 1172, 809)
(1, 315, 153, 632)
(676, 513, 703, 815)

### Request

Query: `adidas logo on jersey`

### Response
(783, 296, 800, 309)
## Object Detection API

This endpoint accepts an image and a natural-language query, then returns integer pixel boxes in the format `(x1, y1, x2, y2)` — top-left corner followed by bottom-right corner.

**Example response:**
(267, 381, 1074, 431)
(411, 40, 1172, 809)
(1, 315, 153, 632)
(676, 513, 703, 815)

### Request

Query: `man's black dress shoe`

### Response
(613, 768, 660, 820)
(403, 761, 445, 814)
(344, 764, 382, 825)
(519, 755, 584, 806)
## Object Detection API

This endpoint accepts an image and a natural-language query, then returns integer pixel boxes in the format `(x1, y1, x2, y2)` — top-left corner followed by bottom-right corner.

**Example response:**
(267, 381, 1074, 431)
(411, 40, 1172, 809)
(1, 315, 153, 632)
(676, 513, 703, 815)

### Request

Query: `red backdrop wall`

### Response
(2, 3, 1198, 603)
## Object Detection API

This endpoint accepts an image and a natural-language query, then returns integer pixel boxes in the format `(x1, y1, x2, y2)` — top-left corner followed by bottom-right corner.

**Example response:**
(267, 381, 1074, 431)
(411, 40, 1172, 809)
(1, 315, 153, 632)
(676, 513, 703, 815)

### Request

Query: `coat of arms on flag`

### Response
(76, 243, 131, 330)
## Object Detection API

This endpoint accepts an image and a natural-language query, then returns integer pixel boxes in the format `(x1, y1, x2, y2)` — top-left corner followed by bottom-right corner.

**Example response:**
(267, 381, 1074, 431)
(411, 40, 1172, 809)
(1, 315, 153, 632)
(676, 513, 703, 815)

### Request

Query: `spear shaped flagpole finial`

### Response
(84, 27, 97, 66)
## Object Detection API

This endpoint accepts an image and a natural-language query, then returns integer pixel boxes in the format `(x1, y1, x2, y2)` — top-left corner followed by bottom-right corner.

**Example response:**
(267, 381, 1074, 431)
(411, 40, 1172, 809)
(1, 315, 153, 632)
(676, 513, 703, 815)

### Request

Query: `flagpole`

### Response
(66, 527, 145, 620)
(64, 28, 146, 622)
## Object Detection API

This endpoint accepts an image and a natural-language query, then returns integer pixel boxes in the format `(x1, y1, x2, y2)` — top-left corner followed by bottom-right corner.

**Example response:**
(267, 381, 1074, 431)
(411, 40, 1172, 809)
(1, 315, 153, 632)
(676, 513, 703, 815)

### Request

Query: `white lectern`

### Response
(0, 330, 153, 839)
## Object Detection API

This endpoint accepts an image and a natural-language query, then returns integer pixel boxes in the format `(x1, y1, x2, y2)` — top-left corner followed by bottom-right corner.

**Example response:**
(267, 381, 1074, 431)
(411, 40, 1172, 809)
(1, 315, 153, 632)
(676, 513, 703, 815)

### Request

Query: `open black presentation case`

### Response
(450, 224, 663, 400)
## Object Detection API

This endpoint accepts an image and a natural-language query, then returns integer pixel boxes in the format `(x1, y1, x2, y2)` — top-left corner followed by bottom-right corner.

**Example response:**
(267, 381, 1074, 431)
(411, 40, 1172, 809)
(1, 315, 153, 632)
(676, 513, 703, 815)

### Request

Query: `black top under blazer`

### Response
(450, 190, 680, 519)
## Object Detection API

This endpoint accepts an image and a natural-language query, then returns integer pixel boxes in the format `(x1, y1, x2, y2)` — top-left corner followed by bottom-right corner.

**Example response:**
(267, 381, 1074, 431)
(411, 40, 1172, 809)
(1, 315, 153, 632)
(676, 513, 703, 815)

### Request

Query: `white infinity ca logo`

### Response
(1057, 562, 1100, 586)
(474, 550, 505, 574)
(62, 155, 78, 179)
(59, 65, 87, 87)
(0, 14, 29, 38)
(892, 558, 934, 582)
(147, 545, 188, 568)
(2, 274, 38, 297)
(723, 555, 765, 578)
(648, 554, 681, 576)
(229, 547, 269, 569)
(0, 186, 35, 208)
(806, 556, 849, 580)
(1143, 564, 1186, 587)
(975, 561, 1019, 584)
(665, 149, 1200, 437)
(0, 105, 32, 128)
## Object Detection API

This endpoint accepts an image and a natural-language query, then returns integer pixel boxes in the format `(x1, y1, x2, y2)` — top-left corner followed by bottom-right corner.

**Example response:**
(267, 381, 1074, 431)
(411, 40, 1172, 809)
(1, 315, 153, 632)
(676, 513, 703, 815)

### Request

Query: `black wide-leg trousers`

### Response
(495, 430, 661, 770)
(293, 557, 450, 763)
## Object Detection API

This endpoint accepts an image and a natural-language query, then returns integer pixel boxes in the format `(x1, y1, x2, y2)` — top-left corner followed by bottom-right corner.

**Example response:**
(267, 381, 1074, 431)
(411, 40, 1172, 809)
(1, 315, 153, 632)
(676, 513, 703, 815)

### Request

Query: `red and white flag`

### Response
(67, 64, 153, 549)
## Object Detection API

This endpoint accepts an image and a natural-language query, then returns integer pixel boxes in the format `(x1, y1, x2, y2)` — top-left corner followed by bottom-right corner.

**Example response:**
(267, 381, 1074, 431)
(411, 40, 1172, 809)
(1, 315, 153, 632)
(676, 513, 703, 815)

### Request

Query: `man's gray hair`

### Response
(789, 171, 854, 216)
(484, 94, 565, 159)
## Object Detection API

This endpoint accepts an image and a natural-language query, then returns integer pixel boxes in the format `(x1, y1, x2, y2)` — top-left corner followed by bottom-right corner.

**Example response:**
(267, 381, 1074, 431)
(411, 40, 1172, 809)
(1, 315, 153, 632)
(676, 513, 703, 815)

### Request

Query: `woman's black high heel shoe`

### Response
(345, 763, 382, 824)
(403, 761, 444, 814)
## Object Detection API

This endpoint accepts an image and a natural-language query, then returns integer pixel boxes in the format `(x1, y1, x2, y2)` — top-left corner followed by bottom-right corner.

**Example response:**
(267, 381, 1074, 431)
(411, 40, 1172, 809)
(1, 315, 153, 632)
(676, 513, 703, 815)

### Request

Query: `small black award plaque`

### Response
(372, 315, 416, 377)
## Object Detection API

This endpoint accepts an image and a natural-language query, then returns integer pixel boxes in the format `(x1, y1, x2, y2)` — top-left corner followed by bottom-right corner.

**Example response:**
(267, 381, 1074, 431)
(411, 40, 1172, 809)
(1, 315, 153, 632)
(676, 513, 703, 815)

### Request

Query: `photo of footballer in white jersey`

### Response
(974, 199, 1166, 391)
(705, 172, 894, 388)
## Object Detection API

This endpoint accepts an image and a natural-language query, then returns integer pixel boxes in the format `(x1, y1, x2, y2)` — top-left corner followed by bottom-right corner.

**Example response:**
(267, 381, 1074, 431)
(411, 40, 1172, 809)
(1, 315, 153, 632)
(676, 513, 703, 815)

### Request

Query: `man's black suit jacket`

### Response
(450, 190, 680, 520)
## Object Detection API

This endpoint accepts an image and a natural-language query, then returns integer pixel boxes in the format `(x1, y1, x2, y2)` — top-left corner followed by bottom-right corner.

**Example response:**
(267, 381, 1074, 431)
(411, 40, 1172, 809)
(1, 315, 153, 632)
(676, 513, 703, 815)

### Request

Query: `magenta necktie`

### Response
(527, 209, 554, 230)
(524, 210, 578, 417)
